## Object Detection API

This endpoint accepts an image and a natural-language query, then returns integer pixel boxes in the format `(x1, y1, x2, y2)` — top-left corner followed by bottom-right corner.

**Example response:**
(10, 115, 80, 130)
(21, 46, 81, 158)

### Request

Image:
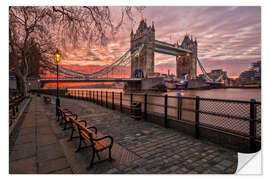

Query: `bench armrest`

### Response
(87, 126, 97, 134)
(92, 135, 113, 147)
(65, 112, 77, 120)
(78, 120, 87, 127)
(71, 114, 78, 120)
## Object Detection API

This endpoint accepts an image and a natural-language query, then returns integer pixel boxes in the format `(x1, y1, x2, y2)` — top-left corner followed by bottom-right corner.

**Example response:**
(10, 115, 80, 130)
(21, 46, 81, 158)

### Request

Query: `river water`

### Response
(68, 88, 261, 101)
(166, 88, 261, 102)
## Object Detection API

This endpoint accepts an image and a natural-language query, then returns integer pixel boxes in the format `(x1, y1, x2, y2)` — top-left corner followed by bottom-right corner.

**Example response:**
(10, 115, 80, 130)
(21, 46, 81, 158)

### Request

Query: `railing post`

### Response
(130, 93, 133, 106)
(16, 104, 19, 112)
(195, 96, 200, 139)
(144, 94, 147, 121)
(250, 99, 257, 152)
(12, 105, 16, 117)
(112, 91, 115, 109)
(120, 92, 123, 112)
(164, 94, 168, 128)
(82, 90, 84, 100)
(81, 90, 83, 100)
(90, 90, 92, 101)
(97, 91, 99, 104)
(101, 91, 103, 105)
(88, 90, 91, 101)
(106, 91, 108, 108)
(178, 96, 182, 120)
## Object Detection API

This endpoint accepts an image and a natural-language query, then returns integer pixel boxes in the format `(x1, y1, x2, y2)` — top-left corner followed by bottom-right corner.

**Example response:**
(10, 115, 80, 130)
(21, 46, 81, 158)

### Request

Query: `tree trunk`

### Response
(15, 73, 28, 96)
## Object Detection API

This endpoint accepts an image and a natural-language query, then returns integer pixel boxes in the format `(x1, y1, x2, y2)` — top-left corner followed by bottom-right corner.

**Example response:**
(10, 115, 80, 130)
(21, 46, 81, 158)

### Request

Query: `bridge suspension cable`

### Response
(196, 57, 224, 82)
(40, 43, 144, 79)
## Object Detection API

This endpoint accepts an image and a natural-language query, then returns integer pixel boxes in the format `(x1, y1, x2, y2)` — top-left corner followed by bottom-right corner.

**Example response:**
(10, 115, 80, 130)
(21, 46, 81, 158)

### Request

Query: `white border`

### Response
(3, 0, 269, 179)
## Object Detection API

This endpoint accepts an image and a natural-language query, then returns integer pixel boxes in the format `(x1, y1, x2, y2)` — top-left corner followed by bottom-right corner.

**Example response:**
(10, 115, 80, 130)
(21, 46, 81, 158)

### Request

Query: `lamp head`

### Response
(54, 49, 61, 63)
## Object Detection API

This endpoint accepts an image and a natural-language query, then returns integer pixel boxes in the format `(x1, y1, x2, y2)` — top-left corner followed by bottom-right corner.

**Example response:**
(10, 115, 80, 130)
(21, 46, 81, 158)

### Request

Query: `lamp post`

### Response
(54, 49, 61, 117)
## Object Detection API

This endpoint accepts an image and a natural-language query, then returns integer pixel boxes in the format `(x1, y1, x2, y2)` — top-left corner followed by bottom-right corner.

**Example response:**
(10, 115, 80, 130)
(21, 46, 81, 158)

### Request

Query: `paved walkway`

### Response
(9, 95, 238, 174)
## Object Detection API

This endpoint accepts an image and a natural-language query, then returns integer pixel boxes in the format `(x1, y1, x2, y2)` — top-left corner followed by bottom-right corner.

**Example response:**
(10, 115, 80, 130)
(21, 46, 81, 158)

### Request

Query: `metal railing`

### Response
(36, 89, 261, 151)
(9, 94, 25, 126)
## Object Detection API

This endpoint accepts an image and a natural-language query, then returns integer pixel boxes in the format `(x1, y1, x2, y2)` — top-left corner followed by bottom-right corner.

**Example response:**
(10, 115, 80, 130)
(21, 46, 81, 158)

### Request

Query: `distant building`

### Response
(197, 69, 228, 82)
(208, 69, 228, 82)
(240, 61, 261, 84)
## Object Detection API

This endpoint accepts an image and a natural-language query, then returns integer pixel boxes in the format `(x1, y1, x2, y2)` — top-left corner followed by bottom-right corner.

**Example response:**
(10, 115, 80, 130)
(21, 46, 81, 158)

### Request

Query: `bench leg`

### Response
(75, 136, 82, 152)
(68, 127, 74, 141)
(96, 152, 101, 160)
(87, 149, 96, 170)
(109, 146, 113, 160)
(63, 122, 67, 130)
(59, 117, 63, 125)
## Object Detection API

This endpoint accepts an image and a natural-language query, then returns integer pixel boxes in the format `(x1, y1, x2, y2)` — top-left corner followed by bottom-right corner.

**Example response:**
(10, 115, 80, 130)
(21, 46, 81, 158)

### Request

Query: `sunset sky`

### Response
(59, 6, 261, 78)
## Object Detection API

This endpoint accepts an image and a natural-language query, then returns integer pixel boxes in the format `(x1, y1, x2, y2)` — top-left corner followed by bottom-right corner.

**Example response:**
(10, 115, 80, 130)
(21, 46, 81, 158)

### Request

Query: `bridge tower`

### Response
(130, 18, 155, 78)
(176, 34, 198, 79)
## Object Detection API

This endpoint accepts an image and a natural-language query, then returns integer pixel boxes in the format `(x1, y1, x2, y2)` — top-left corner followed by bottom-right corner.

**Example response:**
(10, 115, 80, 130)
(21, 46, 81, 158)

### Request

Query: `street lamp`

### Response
(54, 49, 61, 117)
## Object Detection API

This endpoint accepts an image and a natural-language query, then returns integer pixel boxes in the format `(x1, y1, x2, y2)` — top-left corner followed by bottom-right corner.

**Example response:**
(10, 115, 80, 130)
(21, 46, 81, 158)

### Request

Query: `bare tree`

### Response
(9, 6, 144, 95)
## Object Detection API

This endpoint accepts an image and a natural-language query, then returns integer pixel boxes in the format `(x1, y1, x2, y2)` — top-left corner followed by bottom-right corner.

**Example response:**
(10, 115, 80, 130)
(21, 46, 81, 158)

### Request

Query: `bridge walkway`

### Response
(9, 95, 237, 174)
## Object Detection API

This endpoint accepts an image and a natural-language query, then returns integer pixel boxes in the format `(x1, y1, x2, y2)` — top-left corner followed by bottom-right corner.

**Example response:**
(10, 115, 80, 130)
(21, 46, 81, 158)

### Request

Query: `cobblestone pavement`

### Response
(9, 96, 238, 174)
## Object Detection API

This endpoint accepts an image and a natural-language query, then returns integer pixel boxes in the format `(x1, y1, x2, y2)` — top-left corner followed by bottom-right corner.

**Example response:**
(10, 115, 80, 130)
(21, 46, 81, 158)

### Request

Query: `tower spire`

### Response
(152, 21, 155, 30)
(140, 16, 144, 22)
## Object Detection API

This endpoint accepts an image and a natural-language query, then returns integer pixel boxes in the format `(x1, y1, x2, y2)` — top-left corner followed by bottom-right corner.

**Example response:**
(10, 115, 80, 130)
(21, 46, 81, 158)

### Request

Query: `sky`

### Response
(60, 6, 261, 78)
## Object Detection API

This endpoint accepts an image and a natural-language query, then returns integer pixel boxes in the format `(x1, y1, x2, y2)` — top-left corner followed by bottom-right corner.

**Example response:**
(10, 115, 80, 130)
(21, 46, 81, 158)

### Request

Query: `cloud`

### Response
(60, 6, 260, 77)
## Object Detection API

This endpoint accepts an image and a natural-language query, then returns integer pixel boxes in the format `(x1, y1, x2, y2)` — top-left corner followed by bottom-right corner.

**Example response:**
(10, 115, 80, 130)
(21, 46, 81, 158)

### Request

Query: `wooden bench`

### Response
(43, 96, 51, 104)
(57, 107, 78, 130)
(69, 117, 114, 169)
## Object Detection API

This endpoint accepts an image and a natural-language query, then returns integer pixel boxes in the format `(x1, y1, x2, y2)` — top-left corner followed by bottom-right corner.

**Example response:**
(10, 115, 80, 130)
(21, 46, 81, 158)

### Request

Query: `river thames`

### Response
(68, 88, 261, 101)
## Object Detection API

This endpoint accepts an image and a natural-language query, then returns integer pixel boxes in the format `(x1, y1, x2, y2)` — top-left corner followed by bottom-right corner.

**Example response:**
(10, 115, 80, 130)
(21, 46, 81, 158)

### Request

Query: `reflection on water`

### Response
(69, 88, 261, 101)
(166, 88, 261, 102)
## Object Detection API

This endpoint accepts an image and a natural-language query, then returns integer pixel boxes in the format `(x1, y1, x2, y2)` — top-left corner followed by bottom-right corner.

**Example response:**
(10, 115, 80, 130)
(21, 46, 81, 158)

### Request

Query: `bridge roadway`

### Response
(40, 78, 143, 83)
(154, 40, 193, 56)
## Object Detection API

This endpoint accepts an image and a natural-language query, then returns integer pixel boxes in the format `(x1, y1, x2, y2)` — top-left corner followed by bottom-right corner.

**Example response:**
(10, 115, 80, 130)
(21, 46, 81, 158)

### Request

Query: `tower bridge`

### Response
(130, 18, 197, 80)
(38, 18, 225, 90)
